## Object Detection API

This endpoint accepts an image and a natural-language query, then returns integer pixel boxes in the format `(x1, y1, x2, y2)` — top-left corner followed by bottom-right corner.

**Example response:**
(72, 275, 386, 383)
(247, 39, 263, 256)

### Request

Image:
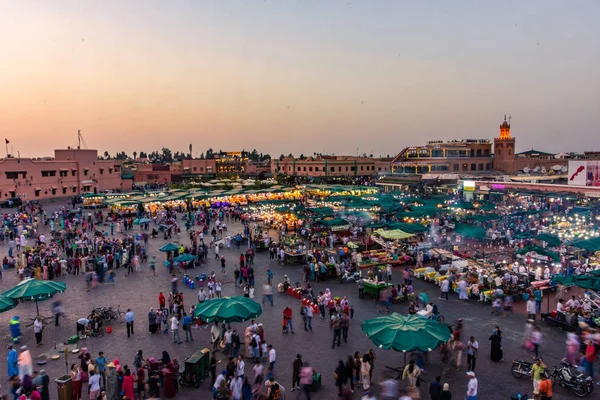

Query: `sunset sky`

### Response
(1, 1, 599, 158)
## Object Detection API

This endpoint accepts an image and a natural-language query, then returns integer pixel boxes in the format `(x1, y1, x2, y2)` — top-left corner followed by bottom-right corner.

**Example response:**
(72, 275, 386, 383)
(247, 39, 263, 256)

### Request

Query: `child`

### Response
(282, 316, 288, 335)
(350, 305, 355, 319)
(249, 286, 255, 299)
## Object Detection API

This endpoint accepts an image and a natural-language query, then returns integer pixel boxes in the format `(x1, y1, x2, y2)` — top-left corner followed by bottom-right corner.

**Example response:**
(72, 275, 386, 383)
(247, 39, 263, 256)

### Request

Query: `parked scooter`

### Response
(549, 361, 594, 397)
(511, 360, 532, 379)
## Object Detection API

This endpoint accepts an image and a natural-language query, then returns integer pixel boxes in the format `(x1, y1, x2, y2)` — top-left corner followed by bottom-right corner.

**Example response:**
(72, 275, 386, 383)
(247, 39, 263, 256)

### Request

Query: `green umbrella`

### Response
(159, 243, 180, 252)
(174, 253, 196, 263)
(2, 279, 66, 315)
(361, 313, 451, 353)
(0, 294, 17, 313)
(193, 296, 262, 323)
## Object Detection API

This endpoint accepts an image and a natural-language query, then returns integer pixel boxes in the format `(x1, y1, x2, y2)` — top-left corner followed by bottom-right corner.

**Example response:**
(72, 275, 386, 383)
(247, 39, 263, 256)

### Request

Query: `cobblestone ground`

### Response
(0, 201, 585, 400)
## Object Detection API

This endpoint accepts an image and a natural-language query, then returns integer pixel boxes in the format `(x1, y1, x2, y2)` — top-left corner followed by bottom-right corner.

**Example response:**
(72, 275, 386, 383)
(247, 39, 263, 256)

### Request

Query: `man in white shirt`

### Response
(466, 336, 479, 372)
(236, 355, 245, 379)
(33, 316, 44, 346)
(268, 344, 276, 371)
(170, 316, 182, 344)
(466, 371, 478, 399)
(198, 288, 206, 303)
(213, 371, 226, 396)
(224, 327, 233, 354)
(229, 373, 243, 400)
(565, 296, 580, 310)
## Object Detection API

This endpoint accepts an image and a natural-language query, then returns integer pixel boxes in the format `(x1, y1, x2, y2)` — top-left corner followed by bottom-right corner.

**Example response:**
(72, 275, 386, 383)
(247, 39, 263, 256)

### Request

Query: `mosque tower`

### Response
(493, 115, 516, 173)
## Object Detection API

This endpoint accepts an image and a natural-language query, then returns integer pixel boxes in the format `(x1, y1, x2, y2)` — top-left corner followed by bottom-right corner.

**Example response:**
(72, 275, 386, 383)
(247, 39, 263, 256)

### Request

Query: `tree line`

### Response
(101, 147, 271, 163)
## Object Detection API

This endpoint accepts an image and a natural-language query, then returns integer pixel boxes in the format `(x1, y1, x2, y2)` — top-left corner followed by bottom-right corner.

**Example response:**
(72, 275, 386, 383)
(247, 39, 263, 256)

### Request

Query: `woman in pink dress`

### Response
(122, 368, 135, 400)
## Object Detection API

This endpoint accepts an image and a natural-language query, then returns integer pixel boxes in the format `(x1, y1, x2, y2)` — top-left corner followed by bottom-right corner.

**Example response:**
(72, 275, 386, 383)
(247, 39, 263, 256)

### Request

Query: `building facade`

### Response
(272, 156, 380, 179)
(0, 148, 125, 200)
(181, 159, 216, 178)
(391, 140, 493, 174)
(133, 164, 183, 185)
(214, 151, 248, 176)
(493, 116, 568, 173)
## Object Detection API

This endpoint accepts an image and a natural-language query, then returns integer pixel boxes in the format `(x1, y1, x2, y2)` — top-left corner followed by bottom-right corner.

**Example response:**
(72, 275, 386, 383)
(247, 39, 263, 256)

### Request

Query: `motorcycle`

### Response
(511, 360, 532, 379)
(550, 362, 594, 397)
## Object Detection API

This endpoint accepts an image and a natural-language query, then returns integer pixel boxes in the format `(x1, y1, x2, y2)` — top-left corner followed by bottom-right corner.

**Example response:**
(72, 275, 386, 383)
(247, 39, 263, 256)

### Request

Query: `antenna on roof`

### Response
(508, 115, 512, 125)
(77, 130, 88, 149)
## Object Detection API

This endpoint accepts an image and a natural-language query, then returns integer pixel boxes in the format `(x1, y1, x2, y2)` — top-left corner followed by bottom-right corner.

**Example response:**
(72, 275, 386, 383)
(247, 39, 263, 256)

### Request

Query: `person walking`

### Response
(33, 316, 43, 346)
(299, 362, 313, 400)
(303, 304, 313, 331)
(211, 322, 221, 352)
(466, 336, 478, 372)
(440, 383, 452, 400)
(402, 359, 421, 399)
(125, 308, 135, 338)
(334, 360, 346, 397)
(330, 311, 342, 348)
(440, 278, 450, 300)
(268, 345, 276, 374)
(531, 358, 546, 399)
(170, 315, 182, 344)
(341, 311, 350, 343)
(429, 376, 442, 400)
(360, 354, 371, 389)
(291, 354, 302, 392)
(466, 371, 478, 400)
(182, 312, 193, 342)
(530, 326, 542, 359)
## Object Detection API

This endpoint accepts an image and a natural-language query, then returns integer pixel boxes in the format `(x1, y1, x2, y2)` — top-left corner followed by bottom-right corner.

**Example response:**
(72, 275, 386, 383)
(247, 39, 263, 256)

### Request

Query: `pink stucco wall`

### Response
(0, 149, 124, 200)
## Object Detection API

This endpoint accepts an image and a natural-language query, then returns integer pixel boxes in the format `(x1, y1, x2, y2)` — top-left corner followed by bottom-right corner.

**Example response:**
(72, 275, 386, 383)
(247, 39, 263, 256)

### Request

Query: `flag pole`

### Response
(4, 139, 8, 158)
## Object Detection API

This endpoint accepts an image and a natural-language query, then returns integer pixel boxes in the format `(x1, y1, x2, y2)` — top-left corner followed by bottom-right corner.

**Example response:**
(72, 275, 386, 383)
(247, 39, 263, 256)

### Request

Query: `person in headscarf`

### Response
(148, 309, 157, 334)
(161, 351, 171, 365)
(7, 344, 18, 378)
(18, 346, 32, 380)
(33, 370, 49, 400)
(105, 362, 118, 400)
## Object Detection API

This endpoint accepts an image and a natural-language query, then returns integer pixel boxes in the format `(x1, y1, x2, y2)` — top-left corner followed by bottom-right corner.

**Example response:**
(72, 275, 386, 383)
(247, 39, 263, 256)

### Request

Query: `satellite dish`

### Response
(533, 166, 541, 172)
(523, 167, 531, 173)
(541, 168, 547, 174)
(561, 166, 568, 173)
(552, 165, 562, 171)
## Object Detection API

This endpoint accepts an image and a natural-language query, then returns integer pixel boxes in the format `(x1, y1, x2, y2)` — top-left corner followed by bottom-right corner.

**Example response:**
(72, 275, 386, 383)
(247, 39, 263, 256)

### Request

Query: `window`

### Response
(350, 166, 355, 171)
(453, 164, 459, 172)
(431, 149, 443, 158)
(109, 168, 113, 174)
(314, 167, 319, 172)
(462, 163, 468, 171)
(60, 170, 68, 177)
(51, 188, 57, 195)
(193, 167, 197, 171)
(99, 168, 104, 175)
(497, 148, 501, 156)
(378, 167, 381, 171)
(199, 167, 203, 172)
(72, 170, 76, 176)
(330, 167, 335, 172)
(478, 163, 484, 171)
(360, 166, 363, 171)
(83, 169, 88, 176)
(476, 149, 482, 156)
(508, 149, 512, 156)
(35, 189, 40, 197)
(338, 167, 341, 172)
(484, 149, 490, 156)
(303, 167, 306, 172)
(486, 163, 492, 170)
(470, 163, 476, 171)
(345, 167, 348, 172)
(309, 167, 313, 172)
(62, 187, 67, 194)
(5, 171, 26, 179)
(72, 187, 76, 193)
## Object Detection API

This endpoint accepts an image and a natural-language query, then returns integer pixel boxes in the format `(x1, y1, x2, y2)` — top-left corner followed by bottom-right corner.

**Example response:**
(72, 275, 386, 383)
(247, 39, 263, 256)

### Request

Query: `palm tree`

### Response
(133, 151, 137, 160)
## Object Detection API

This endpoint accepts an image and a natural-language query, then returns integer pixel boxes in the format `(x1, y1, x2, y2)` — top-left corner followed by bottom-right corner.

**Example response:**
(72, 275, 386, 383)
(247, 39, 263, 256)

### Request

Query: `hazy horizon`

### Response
(1, 1, 599, 158)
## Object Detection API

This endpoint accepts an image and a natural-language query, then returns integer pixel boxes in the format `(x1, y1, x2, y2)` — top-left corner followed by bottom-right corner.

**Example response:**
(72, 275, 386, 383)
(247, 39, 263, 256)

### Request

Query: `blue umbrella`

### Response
(134, 218, 152, 225)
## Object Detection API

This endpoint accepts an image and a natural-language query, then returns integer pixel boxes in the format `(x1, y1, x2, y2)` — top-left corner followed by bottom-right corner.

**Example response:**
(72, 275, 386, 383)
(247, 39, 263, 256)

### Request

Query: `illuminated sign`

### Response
(463, 181, 475, 191)
(491, 184, 505, 189)
(227, 152, 243, 157)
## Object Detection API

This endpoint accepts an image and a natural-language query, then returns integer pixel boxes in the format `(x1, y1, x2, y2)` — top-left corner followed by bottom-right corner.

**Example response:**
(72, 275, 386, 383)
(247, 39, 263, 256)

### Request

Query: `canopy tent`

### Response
(174, 253, 197, 263)
(468, 214, 501, 222)
(568, 237, 600, 252)
(534, 233, 562, 247)
(193, 296, 262, 323)
(386, 222, 428, 234)
(159, 243, 181, 252)
(2, 279, 66, 315)
(552, 274, 600, 291)
(313, 218, 350, 227)
(373, 229, 414, 240)
(0, 294, 17, 313)
(361, 313, 451, 353)
(517, 245, 560, 262)
(453, 224, 487, 240)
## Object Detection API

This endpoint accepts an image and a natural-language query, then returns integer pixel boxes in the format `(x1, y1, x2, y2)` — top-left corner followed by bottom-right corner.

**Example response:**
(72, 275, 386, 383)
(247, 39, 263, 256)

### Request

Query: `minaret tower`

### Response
(493, 115, 516, 173)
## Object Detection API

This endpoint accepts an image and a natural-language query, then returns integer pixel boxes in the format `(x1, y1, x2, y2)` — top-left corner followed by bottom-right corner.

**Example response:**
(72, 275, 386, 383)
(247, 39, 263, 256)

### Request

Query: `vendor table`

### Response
(284, 252, 306, 265)
(363, 281, 393, 299)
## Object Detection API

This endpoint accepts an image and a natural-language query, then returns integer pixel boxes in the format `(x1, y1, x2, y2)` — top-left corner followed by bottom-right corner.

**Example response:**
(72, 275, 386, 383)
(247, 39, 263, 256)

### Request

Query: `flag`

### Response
(4, 139, 8, 144)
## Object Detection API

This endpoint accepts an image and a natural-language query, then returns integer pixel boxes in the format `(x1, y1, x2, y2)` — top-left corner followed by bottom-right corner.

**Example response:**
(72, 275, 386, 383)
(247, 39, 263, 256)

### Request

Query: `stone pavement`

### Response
(0, 202, 584, 399)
